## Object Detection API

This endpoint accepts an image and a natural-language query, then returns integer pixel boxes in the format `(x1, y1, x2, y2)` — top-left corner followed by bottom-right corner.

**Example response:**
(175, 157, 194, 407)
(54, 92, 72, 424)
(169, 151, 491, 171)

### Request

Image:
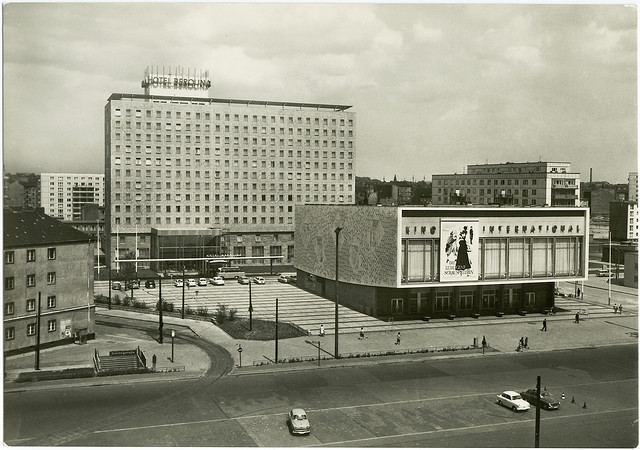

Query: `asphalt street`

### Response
(5, 344, 637, 447)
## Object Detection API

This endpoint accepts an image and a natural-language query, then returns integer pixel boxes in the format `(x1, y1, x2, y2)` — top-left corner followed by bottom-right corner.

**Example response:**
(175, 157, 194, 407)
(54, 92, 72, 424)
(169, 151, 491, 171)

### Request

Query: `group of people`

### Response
(518, 336, 529, 350)
(613, 303, 624, 314)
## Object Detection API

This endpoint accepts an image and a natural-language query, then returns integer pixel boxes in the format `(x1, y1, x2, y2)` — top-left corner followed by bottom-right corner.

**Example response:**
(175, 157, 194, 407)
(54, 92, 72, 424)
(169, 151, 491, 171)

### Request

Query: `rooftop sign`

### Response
(142, 66, 211, 98)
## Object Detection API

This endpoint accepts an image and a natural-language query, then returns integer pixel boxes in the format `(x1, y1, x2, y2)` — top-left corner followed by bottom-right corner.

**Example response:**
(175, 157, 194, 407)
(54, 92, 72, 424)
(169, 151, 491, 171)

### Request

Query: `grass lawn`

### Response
(217, 318, 307, 340)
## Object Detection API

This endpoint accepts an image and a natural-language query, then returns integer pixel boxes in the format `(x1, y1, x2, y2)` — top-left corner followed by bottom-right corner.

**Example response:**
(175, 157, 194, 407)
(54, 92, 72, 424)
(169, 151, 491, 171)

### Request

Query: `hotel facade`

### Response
(432, 162, 580, 207)
(105, 66, 356, 273)
(295, 205, 589, 320)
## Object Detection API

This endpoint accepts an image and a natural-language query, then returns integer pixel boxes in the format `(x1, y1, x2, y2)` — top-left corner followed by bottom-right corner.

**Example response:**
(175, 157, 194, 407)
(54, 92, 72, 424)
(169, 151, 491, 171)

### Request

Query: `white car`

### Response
(174, 279, 184, 288)
(253, 276, 266, 285)
(209, 276, 225, 286)
(497, 391, 530, 412)
(186, 278, 197, 287)
(198, 278, 208, 286)
(287, 408, 310, 435)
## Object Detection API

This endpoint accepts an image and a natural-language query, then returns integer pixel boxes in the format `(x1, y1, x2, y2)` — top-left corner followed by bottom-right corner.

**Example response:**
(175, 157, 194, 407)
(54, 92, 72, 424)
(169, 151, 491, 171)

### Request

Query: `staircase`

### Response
(94, 347, 147, 373)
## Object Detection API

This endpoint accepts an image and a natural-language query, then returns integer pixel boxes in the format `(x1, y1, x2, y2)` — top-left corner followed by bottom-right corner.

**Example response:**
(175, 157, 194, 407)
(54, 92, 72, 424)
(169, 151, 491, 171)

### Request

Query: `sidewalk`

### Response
(4, 299, 638, 390)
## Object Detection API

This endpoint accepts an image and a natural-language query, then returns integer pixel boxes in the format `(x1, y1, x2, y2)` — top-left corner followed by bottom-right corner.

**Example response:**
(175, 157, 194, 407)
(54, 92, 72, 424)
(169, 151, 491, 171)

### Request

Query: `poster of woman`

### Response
(440, 220, 479, 282)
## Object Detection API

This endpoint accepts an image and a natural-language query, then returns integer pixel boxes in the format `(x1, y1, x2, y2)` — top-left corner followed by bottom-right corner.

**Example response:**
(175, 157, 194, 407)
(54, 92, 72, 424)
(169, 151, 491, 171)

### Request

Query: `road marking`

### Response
(306, 407, 639, 447)
(93, 380, 637, 435)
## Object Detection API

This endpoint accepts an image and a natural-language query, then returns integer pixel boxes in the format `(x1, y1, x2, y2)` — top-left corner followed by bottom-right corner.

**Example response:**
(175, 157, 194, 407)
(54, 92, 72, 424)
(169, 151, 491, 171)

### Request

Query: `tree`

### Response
(118, 251, 137, 280)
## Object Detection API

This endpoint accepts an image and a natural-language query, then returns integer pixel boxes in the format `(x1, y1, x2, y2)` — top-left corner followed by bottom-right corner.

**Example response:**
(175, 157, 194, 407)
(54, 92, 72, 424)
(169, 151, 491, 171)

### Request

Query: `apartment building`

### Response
(432, 162, 580, 207)
(610, 201, 639, 241)
(105, 66, 356, 273)
(3, 209, 95, 355)
(629, 172, 638, 202)
(40, 173, 105, 221)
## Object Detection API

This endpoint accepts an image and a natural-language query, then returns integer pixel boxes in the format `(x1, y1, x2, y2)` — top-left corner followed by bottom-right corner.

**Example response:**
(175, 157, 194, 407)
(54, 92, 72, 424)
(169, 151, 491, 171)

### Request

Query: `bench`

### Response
(421, 316, 430, 322)
(447, 314, 456, 320)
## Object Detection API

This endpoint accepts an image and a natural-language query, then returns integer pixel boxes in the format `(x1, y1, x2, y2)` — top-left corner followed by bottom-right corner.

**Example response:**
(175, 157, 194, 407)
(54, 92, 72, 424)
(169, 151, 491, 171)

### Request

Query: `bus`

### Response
(217, 266, 246, 279)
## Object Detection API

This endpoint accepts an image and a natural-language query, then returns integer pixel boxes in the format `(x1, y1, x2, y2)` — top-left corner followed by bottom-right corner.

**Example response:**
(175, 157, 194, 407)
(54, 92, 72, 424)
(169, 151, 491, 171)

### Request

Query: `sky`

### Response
(3, 3, 638, 183)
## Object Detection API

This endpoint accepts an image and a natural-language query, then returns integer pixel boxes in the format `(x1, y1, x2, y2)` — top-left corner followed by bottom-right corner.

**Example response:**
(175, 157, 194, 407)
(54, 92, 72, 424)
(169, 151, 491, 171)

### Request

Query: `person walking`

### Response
(395, 332, 401, 345)
(614, 303, 618, 314)
(541, 318, 547, 331)
(574, 312, 580, 324)
(482, 335, 487, 348)
(319, 324, 325, 337)
(359, 327, 365, 340)
(524, 337, 528, 348)
(519, 336, 525, 348)
(619, 304, 623, 314)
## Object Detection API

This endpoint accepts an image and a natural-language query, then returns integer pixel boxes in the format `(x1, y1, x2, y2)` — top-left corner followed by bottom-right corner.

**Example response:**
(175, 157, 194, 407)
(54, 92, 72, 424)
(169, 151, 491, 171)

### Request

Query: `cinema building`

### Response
(105, 66, 356, 273)
(295, 205, 589, 319)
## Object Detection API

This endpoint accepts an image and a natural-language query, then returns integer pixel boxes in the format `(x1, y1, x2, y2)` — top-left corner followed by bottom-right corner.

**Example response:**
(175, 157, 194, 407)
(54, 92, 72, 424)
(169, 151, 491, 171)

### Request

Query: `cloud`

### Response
(412, 23, 442, 43)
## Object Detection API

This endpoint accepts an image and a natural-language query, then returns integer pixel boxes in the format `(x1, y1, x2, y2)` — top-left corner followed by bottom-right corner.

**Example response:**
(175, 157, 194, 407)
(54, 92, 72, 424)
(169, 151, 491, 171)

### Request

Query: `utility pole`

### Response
(535, 375, 541, 448)
(182, 266, 186, 319)
(249, 279, 253, 331)
(334, 227, 342, 358)
(108, 263, 112, 310)
(275, 297, 279, 364)
(158, 276, 163, 344)
(35, 293, 41, 370)
(608, 232, 612, 306)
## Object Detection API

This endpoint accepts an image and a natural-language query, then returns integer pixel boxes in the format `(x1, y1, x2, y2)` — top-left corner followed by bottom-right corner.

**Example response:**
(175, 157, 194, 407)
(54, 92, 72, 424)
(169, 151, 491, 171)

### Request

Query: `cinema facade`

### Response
(295, 205, 589, 320)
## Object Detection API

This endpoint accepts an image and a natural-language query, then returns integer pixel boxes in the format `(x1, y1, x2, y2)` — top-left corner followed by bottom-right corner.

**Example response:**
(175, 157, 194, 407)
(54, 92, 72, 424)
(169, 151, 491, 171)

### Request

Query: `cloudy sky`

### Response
(3, 3, 637, 183)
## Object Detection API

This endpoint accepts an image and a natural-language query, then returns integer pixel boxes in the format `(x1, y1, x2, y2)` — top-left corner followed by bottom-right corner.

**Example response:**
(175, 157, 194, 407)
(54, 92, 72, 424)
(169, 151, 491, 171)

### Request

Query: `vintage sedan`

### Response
(186, 278, 197, 287)
(252, 276, 266, 285)
(496, 391, 530, 412)
(209, 276, 225, 286)
(198, 278, 208, 286)
(174, 279, 184, 288)
(237, 276, 250, 285)
(520, 389, 561, 410)
(287, 408, 310, 435)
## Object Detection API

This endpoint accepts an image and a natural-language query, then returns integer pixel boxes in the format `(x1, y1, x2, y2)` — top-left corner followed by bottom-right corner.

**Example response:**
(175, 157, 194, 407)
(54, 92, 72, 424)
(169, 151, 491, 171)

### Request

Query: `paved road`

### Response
(5, 344, 637, 447)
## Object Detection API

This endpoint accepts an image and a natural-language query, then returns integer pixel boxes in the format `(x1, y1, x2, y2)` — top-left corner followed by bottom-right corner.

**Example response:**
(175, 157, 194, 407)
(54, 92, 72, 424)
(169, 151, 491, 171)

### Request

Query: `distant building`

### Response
(624, 251, 638, 288)
(295, 205, 588, 320)
(3, 209, 95, 355)
(610, 201, 639, 241)
(629, 172, 638, 202)
(3, 173, 40, 210)
(40, 173, 105, 221)
(367, 183, 413, 206)
(432, 161, 580, 207)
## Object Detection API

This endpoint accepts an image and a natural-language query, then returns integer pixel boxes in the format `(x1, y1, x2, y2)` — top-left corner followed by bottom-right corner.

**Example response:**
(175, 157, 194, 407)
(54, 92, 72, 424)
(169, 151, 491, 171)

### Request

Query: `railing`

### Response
(136, 346, 146, 368)
(93, 349, 101, 371)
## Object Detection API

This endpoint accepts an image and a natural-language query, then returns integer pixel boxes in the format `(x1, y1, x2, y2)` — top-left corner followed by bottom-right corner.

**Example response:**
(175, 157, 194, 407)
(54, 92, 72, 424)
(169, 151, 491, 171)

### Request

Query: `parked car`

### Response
(186, 278, 197, 287)
(198, 278, 208, 286)
(112, 281, 122, 290)
(496, 391, 530, 412)
(145, 280, 156, 289)
(520, 389, 561, 410)
(278, 274, 290, 283)
(252, 276, 266, 285)
(596, 269, 612, 277)
(174, 279, 184, 288)
(237, 276, 250, 285)
(209, 276, 225, 286)
(125, 280, 140, 290)
(287, 408, 310, 435)
(288, 275, 297, 284)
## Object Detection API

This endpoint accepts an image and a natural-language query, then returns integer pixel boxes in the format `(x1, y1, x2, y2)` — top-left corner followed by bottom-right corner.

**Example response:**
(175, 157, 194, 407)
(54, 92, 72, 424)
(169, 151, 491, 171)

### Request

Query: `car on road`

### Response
(186, 278, 197, 287)
(288, 275, 297, 284)
(252, 276, 266, 285)
(112, 281, 122, 290)
(237, 276, 250, 285)
(198, 278, 208, 286)
(278, 274, 290, 283)
(596, 269, 612, 277)
(497, 391, 530, 412)
(144, 280, 156, 289)
(209, 276, 225, 286)
(125, 280, 140, 290)
(174, 279, 184, 288)
(287, 408, 310, 435)
(520, 389, 561, 410)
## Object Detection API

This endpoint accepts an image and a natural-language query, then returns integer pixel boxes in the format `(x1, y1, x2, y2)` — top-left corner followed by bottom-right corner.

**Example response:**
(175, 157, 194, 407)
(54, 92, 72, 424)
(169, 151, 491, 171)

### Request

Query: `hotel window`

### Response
(5, 251, 14, 264)
(27, 323, 36, 336)
(5, 302, 14, 315)
(47, 295, 56, 308)
(5, 327, 15, 341)
(26, 298, 35, 312)
(27, 249, 36, 262)
(48, 320, 57, 332)
(26, 274, 36, 287)
(47, 272, 56, 285)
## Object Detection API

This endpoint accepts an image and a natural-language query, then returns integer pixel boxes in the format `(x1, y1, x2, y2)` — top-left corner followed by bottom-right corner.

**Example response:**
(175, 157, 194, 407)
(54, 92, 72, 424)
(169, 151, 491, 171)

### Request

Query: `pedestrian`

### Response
(396, 332, 401, 345)
(524, 337, 528, 348)
(619, 304, 623, 314)
(574, 312, 580, 324)
(482, 335, 487, 348)
(359, 327, 365, 340)
(577, 288, 581, 298)
(319, 324, 325, 337)
(541, 319, 547, 331)
(520, 336, 525, 348)
(614, 303, 618, 314)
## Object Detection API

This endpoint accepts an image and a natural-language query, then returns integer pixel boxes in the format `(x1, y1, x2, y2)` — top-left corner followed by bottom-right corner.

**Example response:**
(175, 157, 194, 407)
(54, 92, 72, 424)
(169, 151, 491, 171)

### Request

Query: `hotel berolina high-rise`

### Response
(105, 66, 356, 274)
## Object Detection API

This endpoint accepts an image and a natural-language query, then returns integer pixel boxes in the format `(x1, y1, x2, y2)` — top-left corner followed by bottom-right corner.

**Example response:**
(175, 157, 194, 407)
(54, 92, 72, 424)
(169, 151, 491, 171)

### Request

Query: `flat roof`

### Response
(107, 93, 352, 111)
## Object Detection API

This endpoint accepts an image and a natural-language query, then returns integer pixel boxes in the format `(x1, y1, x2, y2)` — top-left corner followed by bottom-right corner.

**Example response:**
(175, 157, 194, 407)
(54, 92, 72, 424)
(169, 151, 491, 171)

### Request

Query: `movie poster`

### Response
(440, 220, 479, 282)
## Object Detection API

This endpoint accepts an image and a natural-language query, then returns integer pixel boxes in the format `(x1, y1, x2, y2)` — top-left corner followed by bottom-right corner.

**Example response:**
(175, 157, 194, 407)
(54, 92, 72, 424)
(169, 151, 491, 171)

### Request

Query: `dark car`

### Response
(145, 280, 156, 289)
(125, 280, 140, 290)
(520, 389, 561, 410)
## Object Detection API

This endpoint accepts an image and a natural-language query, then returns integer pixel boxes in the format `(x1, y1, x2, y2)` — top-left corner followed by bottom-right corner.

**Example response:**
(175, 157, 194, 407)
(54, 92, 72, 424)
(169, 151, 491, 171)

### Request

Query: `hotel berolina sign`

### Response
(142, 66, 211, 91)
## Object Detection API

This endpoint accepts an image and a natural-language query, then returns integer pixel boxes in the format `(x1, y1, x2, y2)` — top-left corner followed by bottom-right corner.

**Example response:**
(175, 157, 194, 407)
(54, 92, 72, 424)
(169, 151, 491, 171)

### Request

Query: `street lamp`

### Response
(334, 226, 342, 359)
(248, 279, 253, 331)
(171, 330, 175, 363)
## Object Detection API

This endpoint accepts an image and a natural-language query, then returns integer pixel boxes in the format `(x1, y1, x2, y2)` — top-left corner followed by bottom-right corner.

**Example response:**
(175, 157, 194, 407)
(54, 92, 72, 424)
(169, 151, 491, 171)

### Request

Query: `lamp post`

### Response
(608, 231, 612, 306)
(170, 329, 175, 362)
(237, 344, 243, 368)
(334, 226, 342, 359)
(248, 279, 253, 331)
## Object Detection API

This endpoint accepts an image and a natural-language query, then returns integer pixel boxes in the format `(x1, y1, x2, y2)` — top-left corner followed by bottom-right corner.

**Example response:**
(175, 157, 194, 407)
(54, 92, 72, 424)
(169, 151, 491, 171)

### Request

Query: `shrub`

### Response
(228, 308, 237, 321)
(123, 297, 131, 307)
(184, 306, 195, 316)
(155, 300, 174, 312)
(112, 295, 121, 305)
(94, 294, 108, 304)
(215, 304, 228, 324)
(196, 306, 208, 317)
(132, 300, 147, 309)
